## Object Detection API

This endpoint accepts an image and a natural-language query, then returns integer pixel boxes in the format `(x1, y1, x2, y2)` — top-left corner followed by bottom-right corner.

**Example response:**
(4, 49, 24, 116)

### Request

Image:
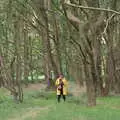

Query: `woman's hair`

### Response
(59, 74, 64, 78)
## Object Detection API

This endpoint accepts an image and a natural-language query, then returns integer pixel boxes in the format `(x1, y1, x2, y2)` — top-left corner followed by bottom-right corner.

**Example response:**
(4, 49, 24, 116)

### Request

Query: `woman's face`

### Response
(59, 75, 63, 79)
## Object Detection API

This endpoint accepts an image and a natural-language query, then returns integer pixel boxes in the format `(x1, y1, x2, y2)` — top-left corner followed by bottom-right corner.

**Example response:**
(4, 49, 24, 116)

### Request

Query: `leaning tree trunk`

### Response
(39, 0, 59, 87)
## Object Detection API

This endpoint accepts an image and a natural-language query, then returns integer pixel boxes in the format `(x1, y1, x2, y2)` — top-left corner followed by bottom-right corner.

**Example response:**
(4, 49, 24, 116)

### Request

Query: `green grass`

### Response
(0, 88, 120, 120)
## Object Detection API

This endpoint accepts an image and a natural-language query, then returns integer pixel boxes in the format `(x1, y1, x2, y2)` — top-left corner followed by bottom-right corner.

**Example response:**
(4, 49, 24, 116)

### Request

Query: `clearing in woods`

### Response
(0, 83, 120, 120)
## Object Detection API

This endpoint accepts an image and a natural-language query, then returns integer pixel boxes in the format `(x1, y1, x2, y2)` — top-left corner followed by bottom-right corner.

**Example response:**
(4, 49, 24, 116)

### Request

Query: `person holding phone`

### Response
(55, 74, 68, 103)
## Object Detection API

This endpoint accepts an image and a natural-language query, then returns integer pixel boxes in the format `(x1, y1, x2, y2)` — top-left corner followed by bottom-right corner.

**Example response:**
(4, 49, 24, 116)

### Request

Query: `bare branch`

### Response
(65, 2, 120, 15)
(103, 13, 116, 34)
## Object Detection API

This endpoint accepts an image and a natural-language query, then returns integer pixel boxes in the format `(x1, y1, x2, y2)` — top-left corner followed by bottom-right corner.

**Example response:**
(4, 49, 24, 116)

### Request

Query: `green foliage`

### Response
(51, 0, 60, 11)
(27, 74, 45, 83)
(0, 89, 8, 104)
(0, 88, 120, 120)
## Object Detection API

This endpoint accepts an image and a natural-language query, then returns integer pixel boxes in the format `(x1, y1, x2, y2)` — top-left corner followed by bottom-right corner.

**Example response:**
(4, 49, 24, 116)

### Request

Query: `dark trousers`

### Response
(57, 94, 66, 102)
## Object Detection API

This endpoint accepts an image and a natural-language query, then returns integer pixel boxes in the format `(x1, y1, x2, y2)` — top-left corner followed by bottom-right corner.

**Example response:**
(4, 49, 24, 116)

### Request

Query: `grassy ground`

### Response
(0, 87, 120, 120)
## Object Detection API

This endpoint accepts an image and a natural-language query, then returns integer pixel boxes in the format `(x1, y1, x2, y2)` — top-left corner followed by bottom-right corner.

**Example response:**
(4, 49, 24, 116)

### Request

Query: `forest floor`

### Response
(0, 82, 120, 120)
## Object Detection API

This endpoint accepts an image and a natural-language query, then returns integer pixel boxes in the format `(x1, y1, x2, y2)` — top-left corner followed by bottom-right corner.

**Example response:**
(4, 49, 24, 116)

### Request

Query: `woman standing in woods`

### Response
(55, 74, 68, 103)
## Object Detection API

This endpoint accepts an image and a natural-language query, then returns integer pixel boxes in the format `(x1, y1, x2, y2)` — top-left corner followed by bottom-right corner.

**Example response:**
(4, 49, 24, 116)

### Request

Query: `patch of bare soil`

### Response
(69, 82, 86, 96)
(23, 83, 47, 91)
(24, 82, 86, 96)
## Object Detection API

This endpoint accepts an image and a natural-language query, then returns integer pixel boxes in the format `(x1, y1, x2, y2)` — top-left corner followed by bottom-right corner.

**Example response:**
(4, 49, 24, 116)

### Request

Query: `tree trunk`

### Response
(84, 63, 96, 106)
(14, 16, 23, 103)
